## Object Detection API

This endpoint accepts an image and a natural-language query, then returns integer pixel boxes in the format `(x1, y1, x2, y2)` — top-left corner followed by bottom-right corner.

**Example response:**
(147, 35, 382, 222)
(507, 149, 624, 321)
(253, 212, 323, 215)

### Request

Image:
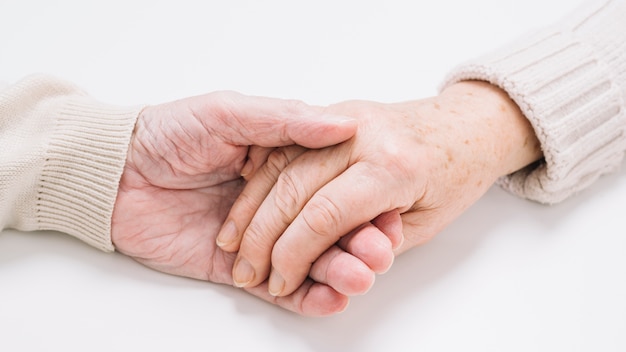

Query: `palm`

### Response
(111, 101, 249, 283)
(113, 172, 244, 283)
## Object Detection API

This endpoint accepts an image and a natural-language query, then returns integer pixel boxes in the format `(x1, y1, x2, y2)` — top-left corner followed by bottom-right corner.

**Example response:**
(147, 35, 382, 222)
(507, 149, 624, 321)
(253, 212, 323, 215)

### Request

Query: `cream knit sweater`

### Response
(443, 0, 626, 204)
(0, 76, 140, 251)
(1, 0, 625, 251)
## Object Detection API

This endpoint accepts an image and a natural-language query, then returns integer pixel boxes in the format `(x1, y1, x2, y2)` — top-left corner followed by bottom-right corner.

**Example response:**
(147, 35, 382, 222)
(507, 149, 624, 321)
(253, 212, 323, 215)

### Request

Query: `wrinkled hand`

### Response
(218, 81, 543, 297)
(110, 91, 398, 316)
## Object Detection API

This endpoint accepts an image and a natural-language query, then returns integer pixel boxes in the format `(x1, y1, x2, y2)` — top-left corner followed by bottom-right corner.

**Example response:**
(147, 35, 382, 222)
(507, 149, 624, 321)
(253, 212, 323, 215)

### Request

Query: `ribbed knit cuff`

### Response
(37, 92, 140, 251)
(442, 29, 626, 204)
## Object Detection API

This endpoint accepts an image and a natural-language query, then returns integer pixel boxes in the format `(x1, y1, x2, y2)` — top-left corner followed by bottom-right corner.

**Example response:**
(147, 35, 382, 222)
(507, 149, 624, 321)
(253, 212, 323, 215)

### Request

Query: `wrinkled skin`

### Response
(111, 91, 399, 316)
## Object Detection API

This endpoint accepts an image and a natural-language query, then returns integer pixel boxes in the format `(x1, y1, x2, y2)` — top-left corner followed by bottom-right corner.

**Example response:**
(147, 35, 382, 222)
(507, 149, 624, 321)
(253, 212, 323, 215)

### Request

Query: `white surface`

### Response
(1, 0, 625, 351)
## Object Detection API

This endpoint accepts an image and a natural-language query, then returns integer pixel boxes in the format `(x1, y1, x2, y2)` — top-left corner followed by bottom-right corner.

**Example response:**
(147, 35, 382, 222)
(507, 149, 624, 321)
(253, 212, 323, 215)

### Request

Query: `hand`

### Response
(218, 81, 543, 296)
(110, 91, 397, 316)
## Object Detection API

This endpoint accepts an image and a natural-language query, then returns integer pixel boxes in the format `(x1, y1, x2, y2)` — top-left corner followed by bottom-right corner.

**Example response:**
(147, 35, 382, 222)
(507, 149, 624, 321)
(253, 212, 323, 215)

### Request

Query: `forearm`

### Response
(0, 75, 140, 251)
(442, 0, 626, 204)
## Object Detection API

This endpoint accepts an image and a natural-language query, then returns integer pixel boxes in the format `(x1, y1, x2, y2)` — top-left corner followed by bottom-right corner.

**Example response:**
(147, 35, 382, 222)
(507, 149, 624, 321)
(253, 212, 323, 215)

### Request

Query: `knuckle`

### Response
(283, 99, 309, 114)
(375, 141, 410, 174)
(234, 188, 262, 214)
(206, 90, 235, 110)
(271, 240, 306, 273)
(274, 171, 304, 221)
(302, 194, 343, 241)
(264, 148, 292, 176)
(242, 221, 275, 254)
(261, 146, 306, 181)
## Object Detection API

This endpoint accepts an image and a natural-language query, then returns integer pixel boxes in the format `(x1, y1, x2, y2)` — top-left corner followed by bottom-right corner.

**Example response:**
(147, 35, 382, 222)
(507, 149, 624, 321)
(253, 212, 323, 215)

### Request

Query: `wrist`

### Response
(440, 81, 543, 178)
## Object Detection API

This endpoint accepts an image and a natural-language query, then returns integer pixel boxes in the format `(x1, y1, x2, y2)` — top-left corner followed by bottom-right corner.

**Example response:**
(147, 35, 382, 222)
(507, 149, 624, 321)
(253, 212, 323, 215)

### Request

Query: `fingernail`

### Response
(216, 220, 237, 248)
(240, 161, 253, 177)
(268, 269, 285, 296)
(233, 258, 255, 287)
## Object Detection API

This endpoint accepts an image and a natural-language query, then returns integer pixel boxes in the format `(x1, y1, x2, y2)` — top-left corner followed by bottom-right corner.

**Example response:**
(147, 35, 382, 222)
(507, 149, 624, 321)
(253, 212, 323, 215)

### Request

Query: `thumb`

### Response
(194, 91, 357, 148)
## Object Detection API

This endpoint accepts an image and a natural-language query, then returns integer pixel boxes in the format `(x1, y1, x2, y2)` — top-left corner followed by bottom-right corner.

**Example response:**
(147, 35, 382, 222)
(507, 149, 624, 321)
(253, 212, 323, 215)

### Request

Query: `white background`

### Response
(1, 0, 625, 351)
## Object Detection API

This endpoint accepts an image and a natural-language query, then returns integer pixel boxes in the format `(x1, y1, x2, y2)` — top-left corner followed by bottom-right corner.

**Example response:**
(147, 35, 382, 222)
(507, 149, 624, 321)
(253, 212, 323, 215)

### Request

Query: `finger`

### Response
(232, 145, 352, 288)
(244, 278, 349, 317)
(309, 245, 375, 296)
(337, 222, 395, 274)
(216, 146, 306, 253)
(240, 146, 275, 180)
(371, 210, 404, 250)
(310, 221, 398, 296)
(269, 162, 404, 296)
(192, 91, 358, 149)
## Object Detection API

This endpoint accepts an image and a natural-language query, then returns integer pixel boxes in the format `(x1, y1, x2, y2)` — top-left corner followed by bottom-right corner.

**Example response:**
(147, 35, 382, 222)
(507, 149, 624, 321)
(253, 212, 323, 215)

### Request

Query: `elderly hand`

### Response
(217, 81, 543, 297)
(110, 91, 399, 316)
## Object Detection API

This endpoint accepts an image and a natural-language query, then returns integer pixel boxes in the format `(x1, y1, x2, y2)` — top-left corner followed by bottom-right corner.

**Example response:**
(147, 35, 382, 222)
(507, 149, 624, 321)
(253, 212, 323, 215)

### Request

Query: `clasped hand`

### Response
(111, 91, 400, 316)
(217, 81, 542, 299)
(111, 82, 541, 316)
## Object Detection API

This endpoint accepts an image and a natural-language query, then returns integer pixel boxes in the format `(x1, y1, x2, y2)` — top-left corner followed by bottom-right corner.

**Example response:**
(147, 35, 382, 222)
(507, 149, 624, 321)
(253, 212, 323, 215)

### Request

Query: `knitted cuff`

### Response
(442, 29, 626, 204)
(36, 81, 140, 252)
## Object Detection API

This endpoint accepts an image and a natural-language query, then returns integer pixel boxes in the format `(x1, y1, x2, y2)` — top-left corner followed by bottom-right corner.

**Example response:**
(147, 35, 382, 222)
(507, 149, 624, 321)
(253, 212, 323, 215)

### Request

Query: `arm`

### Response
(443, 0, 626, 204)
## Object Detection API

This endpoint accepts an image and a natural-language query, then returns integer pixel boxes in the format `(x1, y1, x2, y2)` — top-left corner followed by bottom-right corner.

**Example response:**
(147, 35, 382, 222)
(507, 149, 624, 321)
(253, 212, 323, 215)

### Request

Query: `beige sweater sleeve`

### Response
(442, 0, 626, 204)
(0, 75, 140, 251)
